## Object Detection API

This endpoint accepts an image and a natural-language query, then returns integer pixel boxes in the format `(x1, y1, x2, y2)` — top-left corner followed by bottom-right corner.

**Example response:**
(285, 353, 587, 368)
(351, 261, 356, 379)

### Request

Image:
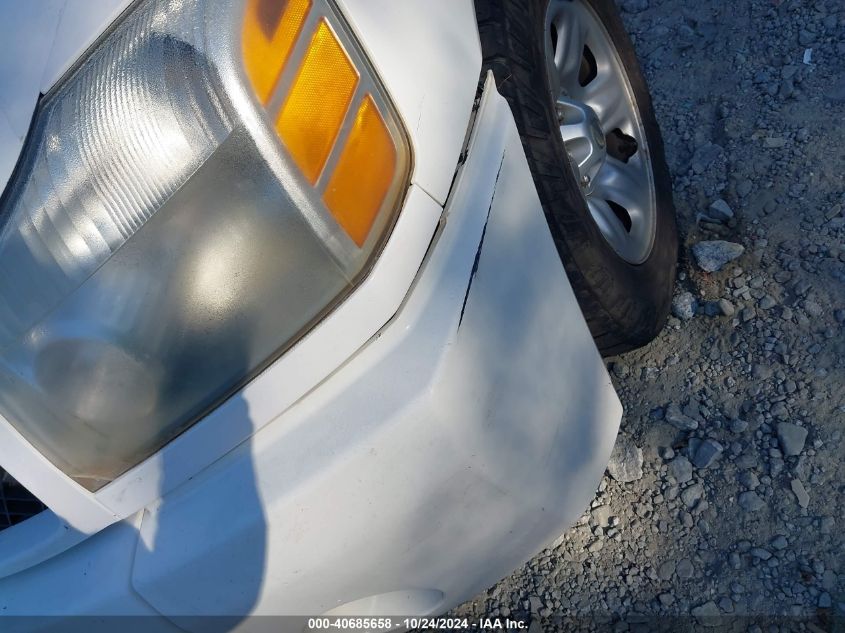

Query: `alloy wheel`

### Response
(545, 0, 657, 264)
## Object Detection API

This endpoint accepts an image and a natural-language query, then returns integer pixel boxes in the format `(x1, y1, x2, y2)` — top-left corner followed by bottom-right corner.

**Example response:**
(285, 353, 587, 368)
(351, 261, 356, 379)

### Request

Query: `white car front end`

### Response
(0, 0, 620, 625)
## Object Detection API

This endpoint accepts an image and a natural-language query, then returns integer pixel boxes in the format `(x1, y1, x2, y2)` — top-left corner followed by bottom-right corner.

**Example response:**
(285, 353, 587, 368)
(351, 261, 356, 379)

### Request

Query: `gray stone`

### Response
(692, 241, 745, 273)
(759, 295, 777, 310)
(590, 505, 613, 527)
(738, 471, 759, 490)
(669, 456, 693, 483)
(691, 601, 721, 627)
(738, 491, 765, 512)
(657, 560, 676, 580)
(791, 479, 810, 508)
(776, 422, 808, 456)
(751, 548, 771, 560)
(729, 418, 748, 433)
(692, 439, 723, 469)
(687, 437, 702, 460)
(665, 403, 699, 430)
(718, 298, 736, 316)
(708, 199, 735, 222)
(676, 559, 694, 579)
(607, 439, 643, 483)
(770, 535, 788, 550)
(803, 300, 823, 317)
(672, 292, 698, 320)
(681, 483, 704, 508)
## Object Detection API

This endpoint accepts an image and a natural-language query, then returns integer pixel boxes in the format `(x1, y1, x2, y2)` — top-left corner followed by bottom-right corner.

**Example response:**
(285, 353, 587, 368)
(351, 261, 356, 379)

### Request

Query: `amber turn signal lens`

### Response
(242, 0, 311, 103)
(275, 19, 358, 184)
(323, 97, 396, 246)
(242, 0, 409, 249)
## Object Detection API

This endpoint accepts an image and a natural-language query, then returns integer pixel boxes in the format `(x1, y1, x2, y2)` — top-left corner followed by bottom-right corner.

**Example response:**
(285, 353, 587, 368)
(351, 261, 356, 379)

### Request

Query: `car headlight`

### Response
(0, 0, 410, 491)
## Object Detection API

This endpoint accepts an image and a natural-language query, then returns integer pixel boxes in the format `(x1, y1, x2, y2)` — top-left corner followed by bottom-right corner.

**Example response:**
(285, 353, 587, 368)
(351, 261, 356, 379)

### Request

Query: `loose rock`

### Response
(669, 455, 693, 483)
(790, 479, 810, 508)
(691, 601, 721, 627)
(590, 505, 612, 527)
(665, 403, 699, 430)
(606, 440, 643, 483)
(776, 423, 808, 456)
(657, 560, 676, 580)
(708, 199, 735, 223)
(672, 292, 698, 320)
(692, 241, 745, 273)
(718, 298, 735, 317)
(691, 439, 723, 469)
(681, 483, 704, 508)
(738, 471, 759, 490)
(676, 559, 694, 579)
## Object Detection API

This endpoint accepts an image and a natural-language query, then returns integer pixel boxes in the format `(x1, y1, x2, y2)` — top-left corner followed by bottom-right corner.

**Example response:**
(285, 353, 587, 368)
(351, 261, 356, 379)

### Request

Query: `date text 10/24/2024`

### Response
(307, 617, 529, 630)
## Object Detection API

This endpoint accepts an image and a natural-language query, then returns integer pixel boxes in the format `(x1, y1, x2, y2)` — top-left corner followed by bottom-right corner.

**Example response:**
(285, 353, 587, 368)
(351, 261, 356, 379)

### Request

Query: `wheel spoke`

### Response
(574, 73, 629, 131)
(597, 94, 631, 132)
(592, 158, 650, 225)
(553, 9, 586, 90)
(587, 197, 629, 247)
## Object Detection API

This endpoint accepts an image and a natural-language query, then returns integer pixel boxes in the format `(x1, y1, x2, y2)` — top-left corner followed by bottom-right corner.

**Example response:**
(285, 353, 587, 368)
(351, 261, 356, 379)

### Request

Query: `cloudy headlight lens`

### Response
(0, 0, 410, 491)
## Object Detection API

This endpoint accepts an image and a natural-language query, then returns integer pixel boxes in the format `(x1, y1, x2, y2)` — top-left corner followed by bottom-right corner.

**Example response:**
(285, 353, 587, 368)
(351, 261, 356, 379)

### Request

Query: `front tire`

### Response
(475, 0, 678, 356)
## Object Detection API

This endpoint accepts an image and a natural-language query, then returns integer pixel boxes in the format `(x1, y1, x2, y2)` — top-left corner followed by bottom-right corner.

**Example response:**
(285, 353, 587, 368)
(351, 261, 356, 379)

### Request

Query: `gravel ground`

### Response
(449, 0, 845, 629)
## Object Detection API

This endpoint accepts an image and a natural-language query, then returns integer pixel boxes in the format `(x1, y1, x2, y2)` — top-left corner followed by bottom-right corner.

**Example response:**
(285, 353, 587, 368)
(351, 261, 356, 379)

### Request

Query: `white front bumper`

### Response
(0, 78, 621, 626)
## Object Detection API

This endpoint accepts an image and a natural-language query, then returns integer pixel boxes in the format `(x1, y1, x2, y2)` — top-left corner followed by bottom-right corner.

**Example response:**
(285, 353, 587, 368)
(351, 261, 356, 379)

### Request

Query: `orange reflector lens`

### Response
(275, 20, 358, 184)
(242, 0, 311, 104)
(242, 2, 409, 250)
(324, 97, 396, 246)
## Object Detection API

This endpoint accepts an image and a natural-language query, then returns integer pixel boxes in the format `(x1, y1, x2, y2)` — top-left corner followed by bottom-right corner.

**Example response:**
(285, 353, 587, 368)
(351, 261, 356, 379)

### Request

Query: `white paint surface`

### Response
(130, 80, 621, 620)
